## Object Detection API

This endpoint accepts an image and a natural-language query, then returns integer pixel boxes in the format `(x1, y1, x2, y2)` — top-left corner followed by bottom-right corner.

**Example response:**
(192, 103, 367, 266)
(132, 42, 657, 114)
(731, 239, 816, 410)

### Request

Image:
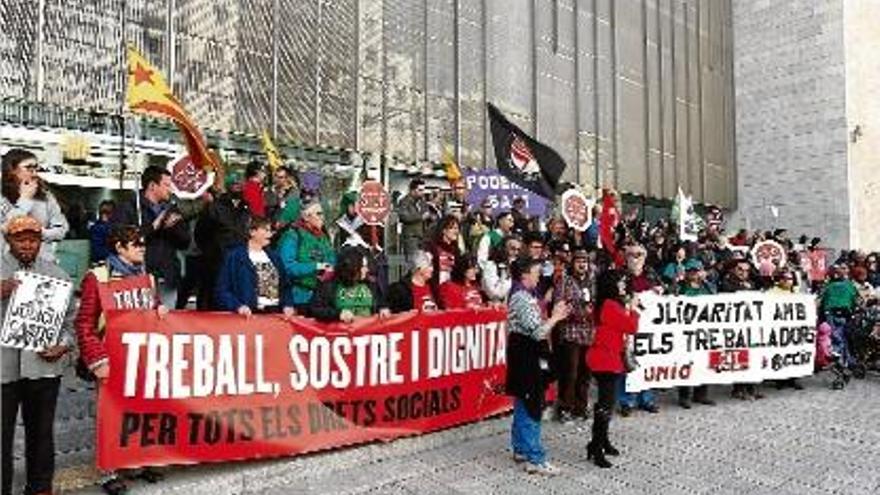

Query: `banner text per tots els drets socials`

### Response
(97, 309, 511, 470)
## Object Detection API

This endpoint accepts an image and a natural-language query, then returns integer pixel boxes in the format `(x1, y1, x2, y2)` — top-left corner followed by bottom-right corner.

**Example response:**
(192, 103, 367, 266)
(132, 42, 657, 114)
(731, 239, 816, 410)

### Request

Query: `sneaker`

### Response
(641, 404, 660, 414)
(695, 397, 716, 406)
(512, 453, 527, 463)
(678, 400, 692, 410)
(619, 405, 632, 417)
(525, 462, 561, 476)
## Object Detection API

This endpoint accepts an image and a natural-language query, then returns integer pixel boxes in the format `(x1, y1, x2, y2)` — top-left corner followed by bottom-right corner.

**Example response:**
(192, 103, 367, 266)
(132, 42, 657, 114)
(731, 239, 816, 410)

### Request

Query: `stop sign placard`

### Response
(356, 180, 391, 226)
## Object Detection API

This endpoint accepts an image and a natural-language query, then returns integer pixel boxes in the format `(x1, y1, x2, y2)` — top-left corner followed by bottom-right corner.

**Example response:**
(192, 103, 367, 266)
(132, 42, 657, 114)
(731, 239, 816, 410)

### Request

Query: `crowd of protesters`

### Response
(2, 147, 880, 491)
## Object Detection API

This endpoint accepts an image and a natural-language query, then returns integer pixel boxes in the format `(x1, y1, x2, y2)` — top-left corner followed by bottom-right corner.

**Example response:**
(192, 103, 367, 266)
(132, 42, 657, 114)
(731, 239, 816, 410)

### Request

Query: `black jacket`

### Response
(387, 278, 414, 313)
(505, 331, 555, 421)
(195, 194, 251, 264)
(112, 193, 190, 286)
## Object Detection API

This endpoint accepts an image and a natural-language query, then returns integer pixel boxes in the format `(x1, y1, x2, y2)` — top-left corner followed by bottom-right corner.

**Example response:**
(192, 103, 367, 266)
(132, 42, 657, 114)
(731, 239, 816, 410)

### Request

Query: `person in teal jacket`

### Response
(278, 200, 336, 313)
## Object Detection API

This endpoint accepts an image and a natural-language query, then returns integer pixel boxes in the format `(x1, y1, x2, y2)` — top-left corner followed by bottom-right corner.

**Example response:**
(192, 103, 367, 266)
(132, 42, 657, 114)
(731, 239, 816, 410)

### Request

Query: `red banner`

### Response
(97, 309, 511, 470)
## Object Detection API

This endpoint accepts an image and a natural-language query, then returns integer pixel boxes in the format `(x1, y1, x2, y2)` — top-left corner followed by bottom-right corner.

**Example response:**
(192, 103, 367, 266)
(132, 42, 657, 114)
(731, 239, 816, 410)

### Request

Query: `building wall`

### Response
(844, 0, 880, 252)
(731, 0, 851, 249)
(0, 0, 736, 206)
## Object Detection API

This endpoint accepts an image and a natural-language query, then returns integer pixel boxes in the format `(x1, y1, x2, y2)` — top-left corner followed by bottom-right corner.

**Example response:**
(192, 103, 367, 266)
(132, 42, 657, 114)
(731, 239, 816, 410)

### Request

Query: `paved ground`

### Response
(56, 372, 880, 495)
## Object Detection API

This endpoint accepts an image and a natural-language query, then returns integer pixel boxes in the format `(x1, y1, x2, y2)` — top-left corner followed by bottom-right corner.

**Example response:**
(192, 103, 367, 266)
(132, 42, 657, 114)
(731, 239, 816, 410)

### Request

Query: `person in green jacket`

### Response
(278, 200, 336, 313)
(821, 263, 861, 371)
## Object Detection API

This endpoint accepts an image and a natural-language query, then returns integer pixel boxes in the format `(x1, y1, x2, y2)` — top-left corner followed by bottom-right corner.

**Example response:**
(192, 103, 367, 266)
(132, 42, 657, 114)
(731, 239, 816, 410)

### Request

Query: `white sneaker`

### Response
(524, 462, 561, 476)
(512, 453, 527, 463)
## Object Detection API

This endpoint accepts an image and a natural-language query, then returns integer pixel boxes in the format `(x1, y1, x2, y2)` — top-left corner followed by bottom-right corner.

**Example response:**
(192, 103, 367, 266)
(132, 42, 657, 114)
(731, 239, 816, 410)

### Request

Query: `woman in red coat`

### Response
(75, 225, 166, 493)
(585, 269, 640, 468)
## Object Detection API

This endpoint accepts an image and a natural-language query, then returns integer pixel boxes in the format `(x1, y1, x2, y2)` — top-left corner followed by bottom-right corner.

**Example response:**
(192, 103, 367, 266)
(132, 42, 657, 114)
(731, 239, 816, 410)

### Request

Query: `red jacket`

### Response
(585, 299, 640, 373)
(241, 180, 266, 217)
(438, 281, 483, 310)
(75, 270, 158, 368)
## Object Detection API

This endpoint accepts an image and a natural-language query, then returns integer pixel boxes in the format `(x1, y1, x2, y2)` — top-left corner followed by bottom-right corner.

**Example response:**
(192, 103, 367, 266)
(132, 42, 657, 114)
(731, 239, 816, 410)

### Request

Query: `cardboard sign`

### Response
(625, 292, 817, 392)
(167, 154, 214, 199)
(356, 180, 391, 226)
(0, 271, 73, 352)
(97, 308, 511, 470)
(561, 189, 592, 232)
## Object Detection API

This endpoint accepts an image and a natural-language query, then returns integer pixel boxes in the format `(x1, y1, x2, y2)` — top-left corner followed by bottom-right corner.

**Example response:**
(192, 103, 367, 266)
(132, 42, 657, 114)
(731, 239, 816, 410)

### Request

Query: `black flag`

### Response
(487, 102, 567, 199)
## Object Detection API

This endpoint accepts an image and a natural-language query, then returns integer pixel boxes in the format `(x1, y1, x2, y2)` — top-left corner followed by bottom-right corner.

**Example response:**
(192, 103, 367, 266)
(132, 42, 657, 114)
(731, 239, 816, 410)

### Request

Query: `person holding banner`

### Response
(721, 258, 765, 401)
(215, 216, 295, 318)
(311, 247, 389, 322)
(278, 200, 336, 314)
(584, 270, 641, 469)
(438, 255, 485, 310)
(675, 259, 717, 409)
(769, 268, 805, 391)
(506, 257, 570, 476)
(388, 250, 438, 313)
(1, 216, 75, 495)
(74, 224, 167, 494)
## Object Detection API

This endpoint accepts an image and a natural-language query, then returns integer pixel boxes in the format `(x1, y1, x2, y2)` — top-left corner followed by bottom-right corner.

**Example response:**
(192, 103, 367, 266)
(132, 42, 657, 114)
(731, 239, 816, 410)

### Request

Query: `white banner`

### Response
(625, 291, 818, 392)
(0, 271, 72, 352)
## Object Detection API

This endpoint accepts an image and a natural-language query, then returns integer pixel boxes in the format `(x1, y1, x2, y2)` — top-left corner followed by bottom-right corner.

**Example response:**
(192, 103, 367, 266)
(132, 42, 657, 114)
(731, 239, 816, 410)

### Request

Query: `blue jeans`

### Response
(826, 313, 855, 368)
(511, 398, 545, 465)
(617, 377, 655, 409)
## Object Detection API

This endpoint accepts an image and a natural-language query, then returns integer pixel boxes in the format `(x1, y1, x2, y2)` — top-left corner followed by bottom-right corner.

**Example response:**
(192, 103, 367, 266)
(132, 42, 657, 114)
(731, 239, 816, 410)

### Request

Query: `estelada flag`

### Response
(599, 189, 625, 267)
(126, 45, 217, 170)
(487, 103, 566, 199)
(261, 129, 283, 172)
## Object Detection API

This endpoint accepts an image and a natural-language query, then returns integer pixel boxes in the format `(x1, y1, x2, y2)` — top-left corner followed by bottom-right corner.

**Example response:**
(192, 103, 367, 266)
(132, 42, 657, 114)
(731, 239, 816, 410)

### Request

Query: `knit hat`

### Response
(340, 191, 358, 214)
(684, 258, 704, 271)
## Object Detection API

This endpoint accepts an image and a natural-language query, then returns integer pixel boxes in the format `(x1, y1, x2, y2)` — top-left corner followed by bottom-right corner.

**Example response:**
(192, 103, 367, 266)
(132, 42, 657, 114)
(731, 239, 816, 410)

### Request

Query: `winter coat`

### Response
(214, 244, 292, 311)
(0, 191, 69, 261)
(505, 289, 555, 421)
(1, 253, 76, 384)
(585, 300, 640, 373)
(112, 193, 190, 287)
(397, 194, 427, 239)
(75, 265, 158, 369)
(278, 224, 336, 306)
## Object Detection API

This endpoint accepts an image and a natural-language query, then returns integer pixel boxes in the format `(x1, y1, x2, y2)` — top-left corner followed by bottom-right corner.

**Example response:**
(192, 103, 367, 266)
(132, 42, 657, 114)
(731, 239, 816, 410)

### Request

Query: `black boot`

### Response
(586, 441, 612, 468)
(587, 407, 613, 468)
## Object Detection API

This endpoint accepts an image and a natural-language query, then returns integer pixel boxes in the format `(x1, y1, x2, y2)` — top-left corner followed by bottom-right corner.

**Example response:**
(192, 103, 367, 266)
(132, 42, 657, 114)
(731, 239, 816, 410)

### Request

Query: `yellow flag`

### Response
(442, 146, 462, 184)
(261, 129, 283, 172)
(126, 45, 216, 170)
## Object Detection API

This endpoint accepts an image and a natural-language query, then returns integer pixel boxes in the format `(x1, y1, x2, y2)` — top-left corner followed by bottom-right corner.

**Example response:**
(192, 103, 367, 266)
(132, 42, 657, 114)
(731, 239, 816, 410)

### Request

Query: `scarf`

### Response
(107, 254, 145, 277)
(294, 218, 326, 238)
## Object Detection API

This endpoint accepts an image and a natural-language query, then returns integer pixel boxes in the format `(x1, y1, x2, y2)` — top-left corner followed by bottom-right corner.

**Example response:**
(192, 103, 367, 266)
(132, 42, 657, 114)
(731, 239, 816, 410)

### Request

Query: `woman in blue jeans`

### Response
(505, 257, 570, 476)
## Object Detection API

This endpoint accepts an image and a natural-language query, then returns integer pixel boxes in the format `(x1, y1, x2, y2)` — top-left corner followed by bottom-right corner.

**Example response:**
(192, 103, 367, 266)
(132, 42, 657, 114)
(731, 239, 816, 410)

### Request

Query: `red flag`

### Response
(599, 189, 624, 267)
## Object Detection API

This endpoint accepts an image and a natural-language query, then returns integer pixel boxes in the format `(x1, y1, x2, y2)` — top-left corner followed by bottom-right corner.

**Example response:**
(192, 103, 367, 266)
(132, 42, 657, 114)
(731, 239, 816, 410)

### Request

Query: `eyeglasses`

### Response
(129, 239, 145, 248)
